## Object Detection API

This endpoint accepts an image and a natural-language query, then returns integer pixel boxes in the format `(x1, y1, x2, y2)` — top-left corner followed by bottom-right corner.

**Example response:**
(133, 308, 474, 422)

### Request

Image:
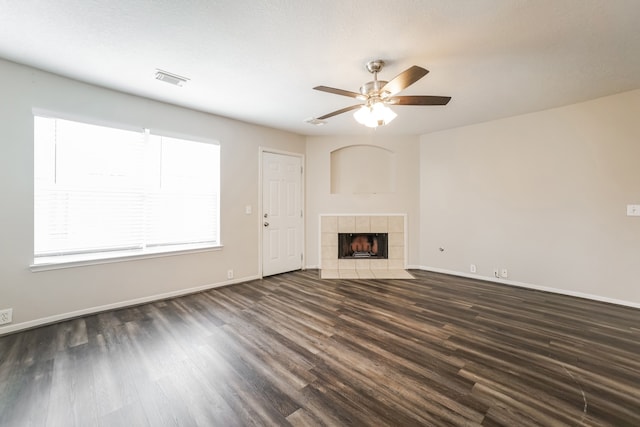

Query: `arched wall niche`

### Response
(330, 144, 396, 194)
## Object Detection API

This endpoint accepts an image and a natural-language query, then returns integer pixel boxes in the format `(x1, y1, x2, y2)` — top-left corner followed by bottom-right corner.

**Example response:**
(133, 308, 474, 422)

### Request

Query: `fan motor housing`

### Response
(360, 80, 388, 97)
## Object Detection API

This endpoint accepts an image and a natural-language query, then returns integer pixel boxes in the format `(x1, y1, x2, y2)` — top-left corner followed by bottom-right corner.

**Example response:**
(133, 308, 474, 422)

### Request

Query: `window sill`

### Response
(30, 243, 223, 272)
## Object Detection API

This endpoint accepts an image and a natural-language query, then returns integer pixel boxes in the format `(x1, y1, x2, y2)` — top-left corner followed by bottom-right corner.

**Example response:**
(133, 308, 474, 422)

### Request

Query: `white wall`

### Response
(420, 89, 640, 306)
(305, 134, 421, 268)
(0, 59, 304, 333)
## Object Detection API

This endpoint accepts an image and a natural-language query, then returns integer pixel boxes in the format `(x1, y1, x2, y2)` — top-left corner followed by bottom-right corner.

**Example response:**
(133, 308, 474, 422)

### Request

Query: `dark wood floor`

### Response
(1, 270, 639, 426)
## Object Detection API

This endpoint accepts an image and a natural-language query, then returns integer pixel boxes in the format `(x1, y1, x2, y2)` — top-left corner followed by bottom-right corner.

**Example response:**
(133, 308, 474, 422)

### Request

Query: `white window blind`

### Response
(34, 116, 220, 260)
(146, 134, 220, 247)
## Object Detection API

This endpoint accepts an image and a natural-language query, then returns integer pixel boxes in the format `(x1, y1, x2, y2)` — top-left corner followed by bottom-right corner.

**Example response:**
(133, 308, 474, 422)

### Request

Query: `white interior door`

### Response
(262, 152, 303, 276)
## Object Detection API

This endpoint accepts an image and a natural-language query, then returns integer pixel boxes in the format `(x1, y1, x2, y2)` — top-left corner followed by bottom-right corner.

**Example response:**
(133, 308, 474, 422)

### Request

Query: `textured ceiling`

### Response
(1, 0, 639, 136)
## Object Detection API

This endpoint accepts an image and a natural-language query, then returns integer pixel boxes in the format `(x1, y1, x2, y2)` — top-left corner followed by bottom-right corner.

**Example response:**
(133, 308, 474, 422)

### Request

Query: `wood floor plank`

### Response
(45, 344, 99, 427)
(1, 269, 639, 426)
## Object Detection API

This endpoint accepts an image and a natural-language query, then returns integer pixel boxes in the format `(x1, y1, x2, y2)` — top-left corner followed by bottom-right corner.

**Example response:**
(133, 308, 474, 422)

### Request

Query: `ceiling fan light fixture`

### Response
(353, 102, 397, 128)
(313, 60, 449, 127)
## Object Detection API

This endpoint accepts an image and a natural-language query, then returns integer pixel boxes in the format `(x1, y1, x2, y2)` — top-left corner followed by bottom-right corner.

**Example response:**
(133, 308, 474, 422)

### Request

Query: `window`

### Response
(33, 115, 220, 266)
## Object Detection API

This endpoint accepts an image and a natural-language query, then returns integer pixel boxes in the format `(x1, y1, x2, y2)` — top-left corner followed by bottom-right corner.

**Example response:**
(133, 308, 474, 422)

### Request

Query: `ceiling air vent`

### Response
(154, 69, 189, 86)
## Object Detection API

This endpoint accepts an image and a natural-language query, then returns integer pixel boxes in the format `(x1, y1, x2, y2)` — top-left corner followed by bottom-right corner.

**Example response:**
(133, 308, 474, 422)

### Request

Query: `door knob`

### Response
(264, 221, 269, 227)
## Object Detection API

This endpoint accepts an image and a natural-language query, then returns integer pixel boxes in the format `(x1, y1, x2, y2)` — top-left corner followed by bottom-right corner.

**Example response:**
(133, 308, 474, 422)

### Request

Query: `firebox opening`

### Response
(338, 233, 388, 259)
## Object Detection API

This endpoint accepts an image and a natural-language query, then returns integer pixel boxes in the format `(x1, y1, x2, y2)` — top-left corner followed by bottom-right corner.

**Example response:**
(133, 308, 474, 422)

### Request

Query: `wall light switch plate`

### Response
(627, 205, 640, 216)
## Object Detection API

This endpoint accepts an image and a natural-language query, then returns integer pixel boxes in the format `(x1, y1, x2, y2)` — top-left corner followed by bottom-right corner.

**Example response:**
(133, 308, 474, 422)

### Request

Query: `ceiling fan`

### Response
(313, 59, 451, 128)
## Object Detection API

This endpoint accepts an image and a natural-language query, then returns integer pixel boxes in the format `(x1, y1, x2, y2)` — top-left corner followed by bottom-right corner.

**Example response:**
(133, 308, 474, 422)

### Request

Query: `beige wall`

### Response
(420, 89, 640, 305)
(0, 59, 304, 333)
(305, 135, 421, 268)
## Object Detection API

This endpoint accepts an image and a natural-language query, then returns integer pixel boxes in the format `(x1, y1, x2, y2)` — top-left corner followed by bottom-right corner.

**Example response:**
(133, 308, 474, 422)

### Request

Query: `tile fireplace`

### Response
(319, 214, 413, 279)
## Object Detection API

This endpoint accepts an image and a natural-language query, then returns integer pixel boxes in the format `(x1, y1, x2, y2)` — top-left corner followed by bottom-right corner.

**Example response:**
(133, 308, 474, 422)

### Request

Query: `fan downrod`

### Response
(361, 60, 387, 97)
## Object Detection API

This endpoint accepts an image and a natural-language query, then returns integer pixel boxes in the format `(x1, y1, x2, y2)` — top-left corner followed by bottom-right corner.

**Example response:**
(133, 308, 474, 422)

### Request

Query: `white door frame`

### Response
(258, 147, 305, 278)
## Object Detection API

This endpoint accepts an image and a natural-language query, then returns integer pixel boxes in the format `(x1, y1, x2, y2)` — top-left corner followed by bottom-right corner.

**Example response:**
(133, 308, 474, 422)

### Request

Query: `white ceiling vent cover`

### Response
(154, 69, 190, 86)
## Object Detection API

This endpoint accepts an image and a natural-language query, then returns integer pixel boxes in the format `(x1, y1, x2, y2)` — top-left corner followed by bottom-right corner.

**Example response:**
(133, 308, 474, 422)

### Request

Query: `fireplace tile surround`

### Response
(319, 214, 413, 279)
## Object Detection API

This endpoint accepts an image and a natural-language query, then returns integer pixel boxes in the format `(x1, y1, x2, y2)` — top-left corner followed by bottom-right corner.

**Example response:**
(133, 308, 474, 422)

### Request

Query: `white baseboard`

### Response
(418, 266, 640, 309)
(0, 275, 259, 336)
(4, 268, 637, 336)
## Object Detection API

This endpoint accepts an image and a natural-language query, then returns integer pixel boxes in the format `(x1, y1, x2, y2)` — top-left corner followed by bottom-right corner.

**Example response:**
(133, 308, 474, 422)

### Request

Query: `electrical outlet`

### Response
(470, 264, 477, 273)
(227, 270, 234, 279)
(493, 267, 499, 278)
(0, 308, 12, 325)
(627, 204, 640, 216)
(501, 268, 508, 278)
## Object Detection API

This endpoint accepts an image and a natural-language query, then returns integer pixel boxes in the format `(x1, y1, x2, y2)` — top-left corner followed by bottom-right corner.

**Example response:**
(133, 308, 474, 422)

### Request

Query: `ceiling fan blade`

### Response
(317, 104, 362, 120)
(387, 95, 451, 106)
(381, 66, 429, 96)
(314, 86, 366, 100)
